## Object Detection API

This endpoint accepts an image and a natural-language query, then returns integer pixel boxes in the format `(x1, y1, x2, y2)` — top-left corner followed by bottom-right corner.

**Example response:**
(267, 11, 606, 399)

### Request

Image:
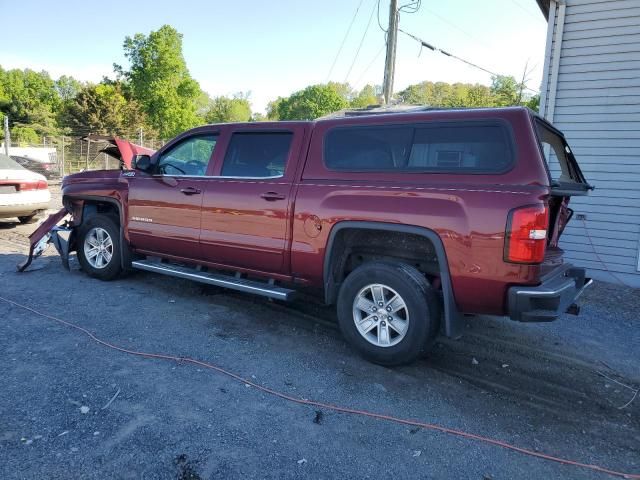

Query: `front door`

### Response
(127, 134, 218, 260)
(200, 126, 304, 274)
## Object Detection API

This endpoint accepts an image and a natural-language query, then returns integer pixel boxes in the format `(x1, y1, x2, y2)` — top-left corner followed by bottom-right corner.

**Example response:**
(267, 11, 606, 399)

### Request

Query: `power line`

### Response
(509, 0, 542, 19)
(398, 28, 540, 94)
(344, 0, 378, 84)
(376, 0, 387, 32)
(325, 0, 366, 82)
(421, 6, 494, 52)
(354, 42, 386, 88)
(397, 0, 421, 14)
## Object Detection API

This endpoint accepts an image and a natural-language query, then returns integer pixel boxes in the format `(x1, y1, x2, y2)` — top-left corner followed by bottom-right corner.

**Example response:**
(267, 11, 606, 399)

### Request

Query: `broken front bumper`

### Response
(508, 264, 593, 322)
(16, 208, 75, 272)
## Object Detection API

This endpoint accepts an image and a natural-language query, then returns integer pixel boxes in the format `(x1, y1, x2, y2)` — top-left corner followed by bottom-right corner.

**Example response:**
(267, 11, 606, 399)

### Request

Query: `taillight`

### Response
(18, 180, 48, 191)
(504, 204, 549, 264)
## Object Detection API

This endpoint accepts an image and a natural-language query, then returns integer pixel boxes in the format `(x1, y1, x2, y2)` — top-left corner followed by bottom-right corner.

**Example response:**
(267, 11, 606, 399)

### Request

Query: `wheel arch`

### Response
(323, 221, 463, 338)
(64, 195, 132, 270)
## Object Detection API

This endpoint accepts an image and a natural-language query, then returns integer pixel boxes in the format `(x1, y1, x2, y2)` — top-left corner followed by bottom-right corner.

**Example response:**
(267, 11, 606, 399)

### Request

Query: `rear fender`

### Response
(323, 221, 464, 338)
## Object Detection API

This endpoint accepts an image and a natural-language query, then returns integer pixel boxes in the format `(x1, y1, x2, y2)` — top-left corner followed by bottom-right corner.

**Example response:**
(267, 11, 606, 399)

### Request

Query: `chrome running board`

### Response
(131, 260, 296, 301)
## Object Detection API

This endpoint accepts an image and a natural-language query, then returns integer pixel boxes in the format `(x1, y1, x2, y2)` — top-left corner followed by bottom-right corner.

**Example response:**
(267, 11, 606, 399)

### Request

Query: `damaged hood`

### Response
(62, 169, 122, 186)
(82, 135, 155, 169)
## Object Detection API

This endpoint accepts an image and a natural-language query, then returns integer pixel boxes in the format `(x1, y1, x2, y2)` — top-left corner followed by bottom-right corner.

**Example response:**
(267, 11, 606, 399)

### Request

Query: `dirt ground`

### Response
(0, 184, 638, 479)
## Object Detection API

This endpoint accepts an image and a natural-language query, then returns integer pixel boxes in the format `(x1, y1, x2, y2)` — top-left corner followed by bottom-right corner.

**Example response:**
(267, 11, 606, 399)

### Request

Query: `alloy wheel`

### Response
(352, 283, 409, 347)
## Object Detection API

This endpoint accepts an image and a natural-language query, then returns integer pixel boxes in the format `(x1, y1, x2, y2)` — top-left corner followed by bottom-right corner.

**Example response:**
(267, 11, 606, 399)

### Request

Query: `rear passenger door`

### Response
(200, 125, 305, 275)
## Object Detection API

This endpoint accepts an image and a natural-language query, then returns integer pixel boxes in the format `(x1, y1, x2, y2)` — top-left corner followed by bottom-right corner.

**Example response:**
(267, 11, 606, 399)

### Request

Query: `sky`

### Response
(0, 0, 548, 114)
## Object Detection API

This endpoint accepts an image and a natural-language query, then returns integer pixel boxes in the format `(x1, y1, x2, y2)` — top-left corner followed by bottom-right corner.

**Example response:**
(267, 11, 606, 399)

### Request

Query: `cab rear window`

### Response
(324, 122, 514, 173)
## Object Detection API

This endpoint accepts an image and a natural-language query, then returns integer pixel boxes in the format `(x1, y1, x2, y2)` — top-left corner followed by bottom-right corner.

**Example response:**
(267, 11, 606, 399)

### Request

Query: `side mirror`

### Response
(133, 154, 153, 172)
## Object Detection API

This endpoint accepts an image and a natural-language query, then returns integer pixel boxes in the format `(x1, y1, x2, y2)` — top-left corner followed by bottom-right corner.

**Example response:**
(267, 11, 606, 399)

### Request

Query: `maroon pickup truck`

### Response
(20, 107, 593, 365)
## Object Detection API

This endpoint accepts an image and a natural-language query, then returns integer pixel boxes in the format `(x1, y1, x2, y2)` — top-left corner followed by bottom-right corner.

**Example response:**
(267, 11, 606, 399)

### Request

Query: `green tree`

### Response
(266, 97, 285, 120)
(55, 75, 82, 102)
(525, 94, 540, 112)
(63, 82, 153, 137)
(326, 81, 354, 102)
(274, 84, 349, 120)
(350, 84, 379, 108)
(0, 67, 8, 110)
(397, 79, 532, 108)
(11, 125, 39, 145)
(466, 84, 494, 107)
(490, 75, 520, 107)
(205, 94, 252, 123)
(119, 25, 203, 138)
(0, 68, 60, 137)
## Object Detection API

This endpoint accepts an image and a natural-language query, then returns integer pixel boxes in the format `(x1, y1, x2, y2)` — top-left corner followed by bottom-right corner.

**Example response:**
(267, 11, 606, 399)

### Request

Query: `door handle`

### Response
(180, 187, 202, 195)
(260, 191, 286, 201)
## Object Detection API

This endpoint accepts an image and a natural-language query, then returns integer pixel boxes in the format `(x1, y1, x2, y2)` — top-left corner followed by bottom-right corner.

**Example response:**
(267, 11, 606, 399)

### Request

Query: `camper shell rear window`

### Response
(534, 118, 589, 189)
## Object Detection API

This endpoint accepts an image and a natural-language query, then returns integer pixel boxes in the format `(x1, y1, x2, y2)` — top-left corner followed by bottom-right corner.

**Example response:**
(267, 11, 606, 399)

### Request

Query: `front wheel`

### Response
(77, 215, 122, 281)
(337, 262, 441, 366)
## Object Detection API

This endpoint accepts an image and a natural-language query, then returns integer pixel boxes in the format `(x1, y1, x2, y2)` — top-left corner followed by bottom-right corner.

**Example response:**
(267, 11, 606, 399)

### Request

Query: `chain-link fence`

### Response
(5, 135, 167, 178)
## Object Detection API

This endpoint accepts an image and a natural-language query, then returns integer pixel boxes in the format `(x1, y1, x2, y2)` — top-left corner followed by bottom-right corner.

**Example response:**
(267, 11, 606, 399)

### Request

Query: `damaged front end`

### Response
(17, 136, 150, 273)
(16, 208, 77, 272)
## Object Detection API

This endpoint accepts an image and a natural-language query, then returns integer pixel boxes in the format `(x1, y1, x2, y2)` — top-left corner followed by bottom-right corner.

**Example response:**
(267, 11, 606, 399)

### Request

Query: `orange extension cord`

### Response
(1, 295, 638, 480)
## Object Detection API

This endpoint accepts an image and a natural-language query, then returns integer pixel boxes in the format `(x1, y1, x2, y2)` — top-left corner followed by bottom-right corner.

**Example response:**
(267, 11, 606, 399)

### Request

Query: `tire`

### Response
(76, 214, 122, 281)
(18, 214, 38, 224)
(337, 261, 441, 366)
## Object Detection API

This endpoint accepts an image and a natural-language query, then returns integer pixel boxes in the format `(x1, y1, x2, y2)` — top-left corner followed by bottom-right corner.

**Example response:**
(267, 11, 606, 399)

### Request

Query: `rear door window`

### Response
(221, 132, 293, 178)
(325, 122, 514, 173)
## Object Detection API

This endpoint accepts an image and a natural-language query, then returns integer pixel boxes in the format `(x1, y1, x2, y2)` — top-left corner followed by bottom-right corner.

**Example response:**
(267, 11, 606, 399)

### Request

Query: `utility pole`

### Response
(382, 0, 399, 105)
(3, 115, 10, 156)
(138, 127, 144, 146)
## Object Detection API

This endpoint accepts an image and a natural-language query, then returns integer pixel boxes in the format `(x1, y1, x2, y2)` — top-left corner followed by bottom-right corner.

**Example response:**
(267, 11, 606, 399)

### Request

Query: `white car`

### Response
(0, 153, 51, 223)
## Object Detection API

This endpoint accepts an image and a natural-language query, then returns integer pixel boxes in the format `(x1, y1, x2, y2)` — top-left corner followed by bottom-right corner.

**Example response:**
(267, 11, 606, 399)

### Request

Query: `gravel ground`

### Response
(0, 185, 638, 479)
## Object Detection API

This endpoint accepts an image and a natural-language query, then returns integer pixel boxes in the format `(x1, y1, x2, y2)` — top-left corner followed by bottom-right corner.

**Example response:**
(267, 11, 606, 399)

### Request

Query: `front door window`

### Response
(158, 135, 218, 176)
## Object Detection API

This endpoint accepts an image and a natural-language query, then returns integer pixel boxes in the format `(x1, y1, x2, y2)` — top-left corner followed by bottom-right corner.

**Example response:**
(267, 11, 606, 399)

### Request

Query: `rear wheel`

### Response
(77, 215, 122, 280)
(337, 261, 441, 366)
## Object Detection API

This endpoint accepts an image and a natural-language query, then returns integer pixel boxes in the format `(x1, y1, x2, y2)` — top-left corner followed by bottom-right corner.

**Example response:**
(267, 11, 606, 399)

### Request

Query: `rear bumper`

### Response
(508, 265, 592, 322)
(0, 202, 49, 217)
